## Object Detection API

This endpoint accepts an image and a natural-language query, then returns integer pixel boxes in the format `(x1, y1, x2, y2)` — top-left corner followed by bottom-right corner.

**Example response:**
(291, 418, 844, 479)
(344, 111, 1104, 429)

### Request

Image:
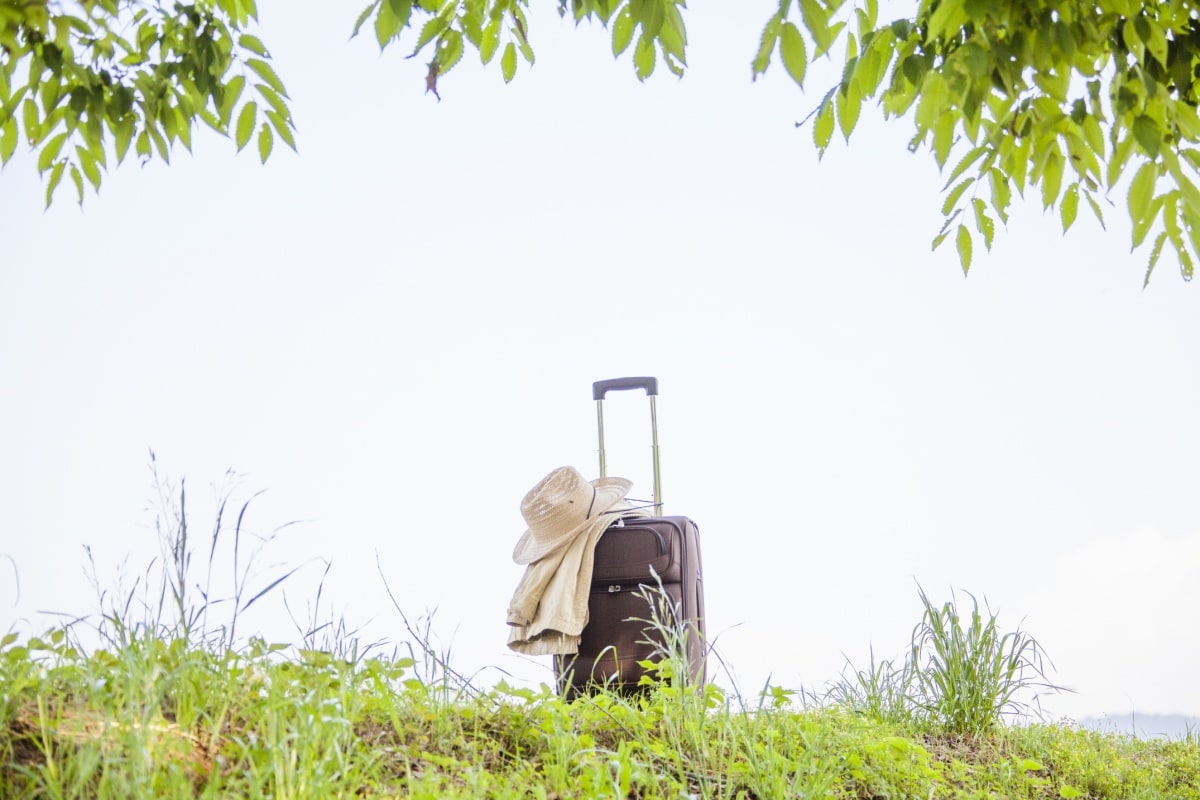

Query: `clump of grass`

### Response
(830, 584, 1065, 736)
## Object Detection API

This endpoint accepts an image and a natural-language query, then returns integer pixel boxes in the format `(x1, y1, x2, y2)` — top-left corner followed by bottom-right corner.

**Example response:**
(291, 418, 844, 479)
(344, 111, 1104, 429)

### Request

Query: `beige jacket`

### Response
(506, 503, 647, 655)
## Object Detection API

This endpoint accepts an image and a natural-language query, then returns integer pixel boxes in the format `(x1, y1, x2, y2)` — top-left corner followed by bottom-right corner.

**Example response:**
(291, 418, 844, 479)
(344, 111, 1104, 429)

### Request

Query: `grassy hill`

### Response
(2, 619, 1198, 799)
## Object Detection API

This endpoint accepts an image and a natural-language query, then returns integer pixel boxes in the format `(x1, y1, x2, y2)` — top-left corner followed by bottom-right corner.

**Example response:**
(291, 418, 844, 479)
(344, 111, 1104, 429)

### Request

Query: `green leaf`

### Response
(752, 14, 782, 78)
(37, 131, 68, 173)
(246, 58, 288, 98)
(501, 42, 517, 83)
(1127, 161, 1157, 229)
(265, 110, 296, 151)
(1061, 182, 1079, 232)
(813, 99, 834, 154)
(1132, 115, 1161, 158)
(236, 101, 257, 151)
(44, 160, 65, 209)
(239, 34, 269, 57)
(219, 75, 246, 126)
(942, 178, 973, 216)
(0, 117, 16, 164)
(374, 0, 409, 48)
(945, 146, 988, 189)
(837, 88, 862, 140)
(972, 197, 995, 250)
(255, 83, 290, 121)
(989, 167, 1011, 223)
(1145, 230, 1167, 287)
(612, 7, 635, 57)
(1082, 114, 1104, 157)
(1131, 195, 1162, 248)
(1041, 149, 1064, 209)
(411, 15, 449, 56)
(257, 122, 273, 163)
(77, 145, 101, 190)
(22, 97, 39, 143)
(779, 22, 807, 88)
(800, 0, 831, 56)
(640, 0, 665, 38)
(1085, 191, 1107, 230)
(352, 1, 380, 39)
(634, 34, 656, 80)
(480, 18, 501, 63)
(69, 163, 83, 204)
(956, 224, 972, 275)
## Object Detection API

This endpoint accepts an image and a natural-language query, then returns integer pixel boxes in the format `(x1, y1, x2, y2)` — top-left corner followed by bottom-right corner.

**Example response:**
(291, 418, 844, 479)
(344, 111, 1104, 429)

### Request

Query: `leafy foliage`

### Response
(0, 0, 295, 206)
(354, 0, 1200, 283)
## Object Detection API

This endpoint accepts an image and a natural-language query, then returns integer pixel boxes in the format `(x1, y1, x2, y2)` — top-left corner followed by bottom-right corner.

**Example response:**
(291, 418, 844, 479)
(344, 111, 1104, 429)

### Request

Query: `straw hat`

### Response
(512, 466, 632, 565)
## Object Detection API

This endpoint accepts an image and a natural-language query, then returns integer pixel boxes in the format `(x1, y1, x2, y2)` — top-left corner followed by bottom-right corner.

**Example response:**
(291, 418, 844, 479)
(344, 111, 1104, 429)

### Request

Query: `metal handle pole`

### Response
(596, 399, 607, 478)
(649, 395, 662, 515)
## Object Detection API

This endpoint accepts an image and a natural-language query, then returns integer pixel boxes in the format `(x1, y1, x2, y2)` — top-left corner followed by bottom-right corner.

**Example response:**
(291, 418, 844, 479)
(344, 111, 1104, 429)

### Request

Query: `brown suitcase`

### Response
(554, 378, 706, 696)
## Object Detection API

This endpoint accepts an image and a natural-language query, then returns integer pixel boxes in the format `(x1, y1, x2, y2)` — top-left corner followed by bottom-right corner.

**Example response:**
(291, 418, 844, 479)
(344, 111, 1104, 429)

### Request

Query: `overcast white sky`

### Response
(1, 1, 1197, 723)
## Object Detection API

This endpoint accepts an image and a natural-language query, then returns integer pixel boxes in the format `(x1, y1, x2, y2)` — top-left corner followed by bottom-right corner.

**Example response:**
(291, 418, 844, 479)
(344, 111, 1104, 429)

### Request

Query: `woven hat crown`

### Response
(512, 466, 633, 565)
(521, 467, 596, 537)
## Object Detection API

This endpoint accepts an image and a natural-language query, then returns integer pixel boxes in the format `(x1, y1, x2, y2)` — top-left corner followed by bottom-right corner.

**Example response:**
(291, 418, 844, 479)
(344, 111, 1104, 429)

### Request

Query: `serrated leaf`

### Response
(351, 1, 379, 39)
(1145, 230, 1167, 287)
(77, 145, 101, 190)
(956, 224, 972, 274)
(236, 101, 257, 151)
(942, 178, 974, 216)
(69, 163, 83, 204)
(375, 0, 407, 48)
(944, 145, 988, 189)
(246, 58, 288, 98)
(1061, 182, 1079, 231)
(634, 35, 655, 80)
(481, 18, 500, 63)
(0, 117, 16, 164)
(1041, 149, 1064, 209)
(255, 83, 290, 120)
(752, 14, 782, 78)
(813, 99, 834, 154)
(37, 131, 68, 173)
(22, 98, 38, 142)
(411, 15, 448, 56)
(220, 75, 246, 126)
(501, 41, 517, 82)
(641, 0, 665, 38)
(44, 160, 65, 209)
(779, 22, 807, 87)
(239, 34, 269, 57)
(1082, 114, 1104, 158)
(612, 7, 635, 57)
(800, 0, 831, 56)
(147, 124, 170, 162)
(265, 110, 296, 151)
(257, 122, 273, 163)
(1127, 161, 1157, 228)
(972, 197, 995, 250)
(1085, 191, 1106, 230)
(837, 88, 862, 140)
(1131, 195, 1162, 248)
(1133, 115, 1161, 158)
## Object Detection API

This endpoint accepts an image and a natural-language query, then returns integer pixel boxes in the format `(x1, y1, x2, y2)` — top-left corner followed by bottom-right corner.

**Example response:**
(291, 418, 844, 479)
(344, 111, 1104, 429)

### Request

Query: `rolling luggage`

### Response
(554, 377, 706, 696)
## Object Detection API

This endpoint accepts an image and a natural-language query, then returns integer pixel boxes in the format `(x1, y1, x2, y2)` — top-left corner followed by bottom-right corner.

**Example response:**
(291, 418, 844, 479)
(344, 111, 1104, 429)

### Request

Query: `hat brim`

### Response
(512, 476, 633, 565)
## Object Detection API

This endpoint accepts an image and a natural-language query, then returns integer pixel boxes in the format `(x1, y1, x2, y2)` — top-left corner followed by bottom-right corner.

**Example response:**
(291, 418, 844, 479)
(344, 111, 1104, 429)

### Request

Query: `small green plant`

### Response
(912, 585, 1063, 735)
(830, 584, 1066, 736)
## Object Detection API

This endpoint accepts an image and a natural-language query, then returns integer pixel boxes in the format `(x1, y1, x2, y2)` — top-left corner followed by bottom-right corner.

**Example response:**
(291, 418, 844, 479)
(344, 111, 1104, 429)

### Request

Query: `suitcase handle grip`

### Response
(593, 377, 659, 401)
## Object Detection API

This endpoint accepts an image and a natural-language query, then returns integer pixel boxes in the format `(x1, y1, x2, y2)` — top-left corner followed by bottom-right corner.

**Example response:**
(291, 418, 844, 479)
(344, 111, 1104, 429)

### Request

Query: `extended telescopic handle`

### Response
(592, 377, 659, 401)
(593, 376, 662, 515)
